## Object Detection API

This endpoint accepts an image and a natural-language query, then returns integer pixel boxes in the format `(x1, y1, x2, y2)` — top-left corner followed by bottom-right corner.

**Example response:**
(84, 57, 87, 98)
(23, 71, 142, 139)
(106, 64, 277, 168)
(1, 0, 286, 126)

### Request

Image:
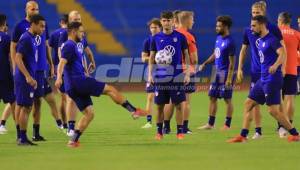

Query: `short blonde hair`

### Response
(178, 11, 194, 25)
(252, 1, 267, 14)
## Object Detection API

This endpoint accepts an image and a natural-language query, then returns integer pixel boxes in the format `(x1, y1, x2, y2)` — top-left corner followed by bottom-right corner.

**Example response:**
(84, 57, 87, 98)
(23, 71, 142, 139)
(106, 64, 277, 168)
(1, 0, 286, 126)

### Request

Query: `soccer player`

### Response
(55, 22, 146, 148)
(197, 16, 235, 131)
(11, 1, 62, 141)
(49, 14, 69, 131)
(141, 18, 161, 129)
(228, 15, 300, 143)
(163, 11, 198, 134)
(278, 12, 300, 126)
(148, 11, 190, 140)
(15, 14, 46, 146)
(58, 10, 96, 137)
(0, 14, 16, 134)
(236, 1, 285, 139)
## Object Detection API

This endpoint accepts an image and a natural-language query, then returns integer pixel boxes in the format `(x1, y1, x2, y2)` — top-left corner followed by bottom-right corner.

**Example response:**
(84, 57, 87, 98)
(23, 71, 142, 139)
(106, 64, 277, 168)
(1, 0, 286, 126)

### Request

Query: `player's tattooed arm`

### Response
(46, 40, 55, 78)
(141, 52, 150, 63)
(199, 52, 215, 71)
(148, 51, 156, 83)
(269, 47, 285, 74)
(15, 53, 37, 89)
(55, 58, 67, 88)
(226, 55, 235, 86)
(84, 47, 96, 74)
(236, 44, 248, 83)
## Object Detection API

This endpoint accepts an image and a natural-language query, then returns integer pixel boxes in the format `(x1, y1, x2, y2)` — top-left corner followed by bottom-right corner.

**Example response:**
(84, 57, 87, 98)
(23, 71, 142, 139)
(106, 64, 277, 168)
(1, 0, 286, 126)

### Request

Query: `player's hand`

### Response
(55, 78, 62, 89)
(26, 76, 37, 89)
(198, 64, 205, 72)
(269, 65, 278, 74)
(50, 64, 55, 78)
(225, 79, 232, 87)
(88, 62, 96, 74)
(184, 75, 190, 85)
(236, 69, 243, 84)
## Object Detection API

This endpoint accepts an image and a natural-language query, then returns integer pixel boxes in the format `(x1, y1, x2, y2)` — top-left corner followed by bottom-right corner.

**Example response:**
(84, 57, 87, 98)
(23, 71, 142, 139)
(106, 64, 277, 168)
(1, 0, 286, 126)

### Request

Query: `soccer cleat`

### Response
(141, 122, 152, 129)
(220, 125, 231, 131)
(18, 139, 38, 146)
(67, 140, 80, 148)
(155, 133, 163, 140)
(32, 135, 46, 142)
(176, 133, 184, 140)
(197, 124, 214, 130)
(227, 135, 247, 143)
(0, 125, 8, 134)
(131, 108, 148, 119)
(287, 135, 300, 142)
(278, 127, 288, 138)
(184, 128, 192, 134)
(252, 132, 262, 140)
(67, 129, 75, 137)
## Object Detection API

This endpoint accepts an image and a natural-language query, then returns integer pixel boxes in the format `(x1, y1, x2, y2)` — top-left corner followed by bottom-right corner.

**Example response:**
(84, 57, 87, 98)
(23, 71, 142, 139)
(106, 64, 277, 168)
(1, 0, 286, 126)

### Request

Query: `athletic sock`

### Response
(0, 120, 6, 126)
(163, 120, 170, 130)
(156, 123, 163, 135)
(146, 115, 152, 123)
(121, 100, 136, 112)
(20, 130, 27, 143)
(56, 119, 63, 127)
(16, 124, 20, 139)
(240, 128, 249, 138)
(255, 127, 262, 135)
(68, 121, 75, 131)
(288, 128, 299, 136)
(225, 117, 232, 127)
(177, 125, 183, 134)
(71, 130, 82, 142)
(183, 120, 189, 133)
(63, 123, 68, 129)
(208, 116, 215, 126)
(33, 124, 40, 137)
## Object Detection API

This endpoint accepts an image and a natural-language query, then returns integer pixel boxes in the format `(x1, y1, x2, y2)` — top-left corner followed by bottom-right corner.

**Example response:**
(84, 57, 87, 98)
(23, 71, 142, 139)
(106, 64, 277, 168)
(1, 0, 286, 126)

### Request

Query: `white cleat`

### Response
(67, 129, 75, 137)
(0, 125, 8, 134)
(278, 127, 288, 138)
(141, 122, 152, 129)
(252, 132, 262, 140)
(197, 124, 214, 130)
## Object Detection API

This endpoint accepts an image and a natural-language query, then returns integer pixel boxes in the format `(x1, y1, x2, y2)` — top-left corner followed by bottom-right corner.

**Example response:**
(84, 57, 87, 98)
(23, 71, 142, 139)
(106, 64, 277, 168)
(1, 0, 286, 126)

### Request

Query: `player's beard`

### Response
(253, 31, 261, 36)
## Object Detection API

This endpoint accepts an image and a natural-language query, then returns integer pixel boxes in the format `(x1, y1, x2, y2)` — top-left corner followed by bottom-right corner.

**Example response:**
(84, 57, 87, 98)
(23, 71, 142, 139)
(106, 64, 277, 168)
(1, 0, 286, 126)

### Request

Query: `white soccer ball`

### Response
(155, 50, 172, 65)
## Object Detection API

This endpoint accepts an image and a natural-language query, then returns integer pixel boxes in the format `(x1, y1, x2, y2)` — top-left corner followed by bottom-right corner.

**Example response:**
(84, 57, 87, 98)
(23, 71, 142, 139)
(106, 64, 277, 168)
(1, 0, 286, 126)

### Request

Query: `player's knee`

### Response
(210, 97, 217, 103)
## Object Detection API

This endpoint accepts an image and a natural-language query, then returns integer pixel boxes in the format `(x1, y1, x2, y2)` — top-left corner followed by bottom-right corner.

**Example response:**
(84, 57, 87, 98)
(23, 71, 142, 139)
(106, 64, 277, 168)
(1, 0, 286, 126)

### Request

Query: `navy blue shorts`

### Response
(15, 80, 35, 107)
(154, 82, 186, 105)
(67, 76, 105, 111)
(282, 74, 297, 95)
(250, 72, 261, 90)
(248, 78, 283, 106)
(0, 79, 15, 104)
(145, 82, 155, 93)
(208, 71, 233, 99)
(34, 71, 52, 98)
(184, 75, 196, 93)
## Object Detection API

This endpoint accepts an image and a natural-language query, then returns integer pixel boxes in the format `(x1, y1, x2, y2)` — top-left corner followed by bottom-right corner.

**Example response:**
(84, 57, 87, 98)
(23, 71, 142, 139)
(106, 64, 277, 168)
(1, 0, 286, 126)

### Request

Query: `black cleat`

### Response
(32, 135, 46, 142)
(18, 139, 38, 146)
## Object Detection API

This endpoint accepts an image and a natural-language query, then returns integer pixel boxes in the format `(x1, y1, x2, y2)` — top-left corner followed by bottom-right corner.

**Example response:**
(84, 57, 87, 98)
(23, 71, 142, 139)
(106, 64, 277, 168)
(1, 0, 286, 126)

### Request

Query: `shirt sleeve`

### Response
(187, 34, 197, 53)
(150, 37, 157, 52)
(12, 24, 21, 43)
(270, 38, 282, 51)
(58, 31, 68, 47)
(242, 29, 249, 45)
(48, 33, 55, 47)
(271, 25, 283, 41)
(181, 35, 188, 51)
(61, 43, 75, 62)
(45, 24, 49, 40)
(82, 36, 88, 49)
(16, 38, 29, 57)
(142, 38, 150, 54)
(228, 39, 236, 56)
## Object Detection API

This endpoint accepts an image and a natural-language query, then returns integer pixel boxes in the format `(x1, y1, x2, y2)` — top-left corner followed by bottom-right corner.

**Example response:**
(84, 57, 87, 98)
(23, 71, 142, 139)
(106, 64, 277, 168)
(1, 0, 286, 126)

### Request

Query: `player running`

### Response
(141, 18, 161, 129)
(228, 15, 300, 143)
(278, 12, 300, 128)
(55, 22, 147, 148)
(148, 11, 191, 140)
(197, 16, 235, 131)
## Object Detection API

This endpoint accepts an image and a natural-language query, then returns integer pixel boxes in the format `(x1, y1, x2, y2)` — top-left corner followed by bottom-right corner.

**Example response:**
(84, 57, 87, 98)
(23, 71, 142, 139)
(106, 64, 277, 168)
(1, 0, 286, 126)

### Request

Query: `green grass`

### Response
(0, 92, 300, 170)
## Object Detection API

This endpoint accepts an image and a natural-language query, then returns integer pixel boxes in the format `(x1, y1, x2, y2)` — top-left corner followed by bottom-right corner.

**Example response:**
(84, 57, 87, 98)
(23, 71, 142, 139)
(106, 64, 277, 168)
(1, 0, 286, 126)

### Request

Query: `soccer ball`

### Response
(155, 50, 172, 65)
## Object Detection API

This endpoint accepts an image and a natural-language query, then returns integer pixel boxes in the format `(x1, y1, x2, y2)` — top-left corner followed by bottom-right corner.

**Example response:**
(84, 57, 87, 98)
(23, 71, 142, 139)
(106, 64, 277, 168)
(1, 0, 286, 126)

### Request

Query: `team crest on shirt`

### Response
(262, 42, 266, 47)
(214, 47, 221, 59)
(35, 35, 41, 46)
(77, 42, 84, 54)
(221, 42, 225, 47)
(173, 37, 178, 42)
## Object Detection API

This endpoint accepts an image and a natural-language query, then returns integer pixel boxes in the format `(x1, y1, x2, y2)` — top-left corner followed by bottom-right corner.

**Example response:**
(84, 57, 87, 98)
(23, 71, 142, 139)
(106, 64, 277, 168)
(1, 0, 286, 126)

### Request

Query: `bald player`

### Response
(278, 12, 300, 126)
(58, 10, 96, 137)
(11, 1, 62, 141)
